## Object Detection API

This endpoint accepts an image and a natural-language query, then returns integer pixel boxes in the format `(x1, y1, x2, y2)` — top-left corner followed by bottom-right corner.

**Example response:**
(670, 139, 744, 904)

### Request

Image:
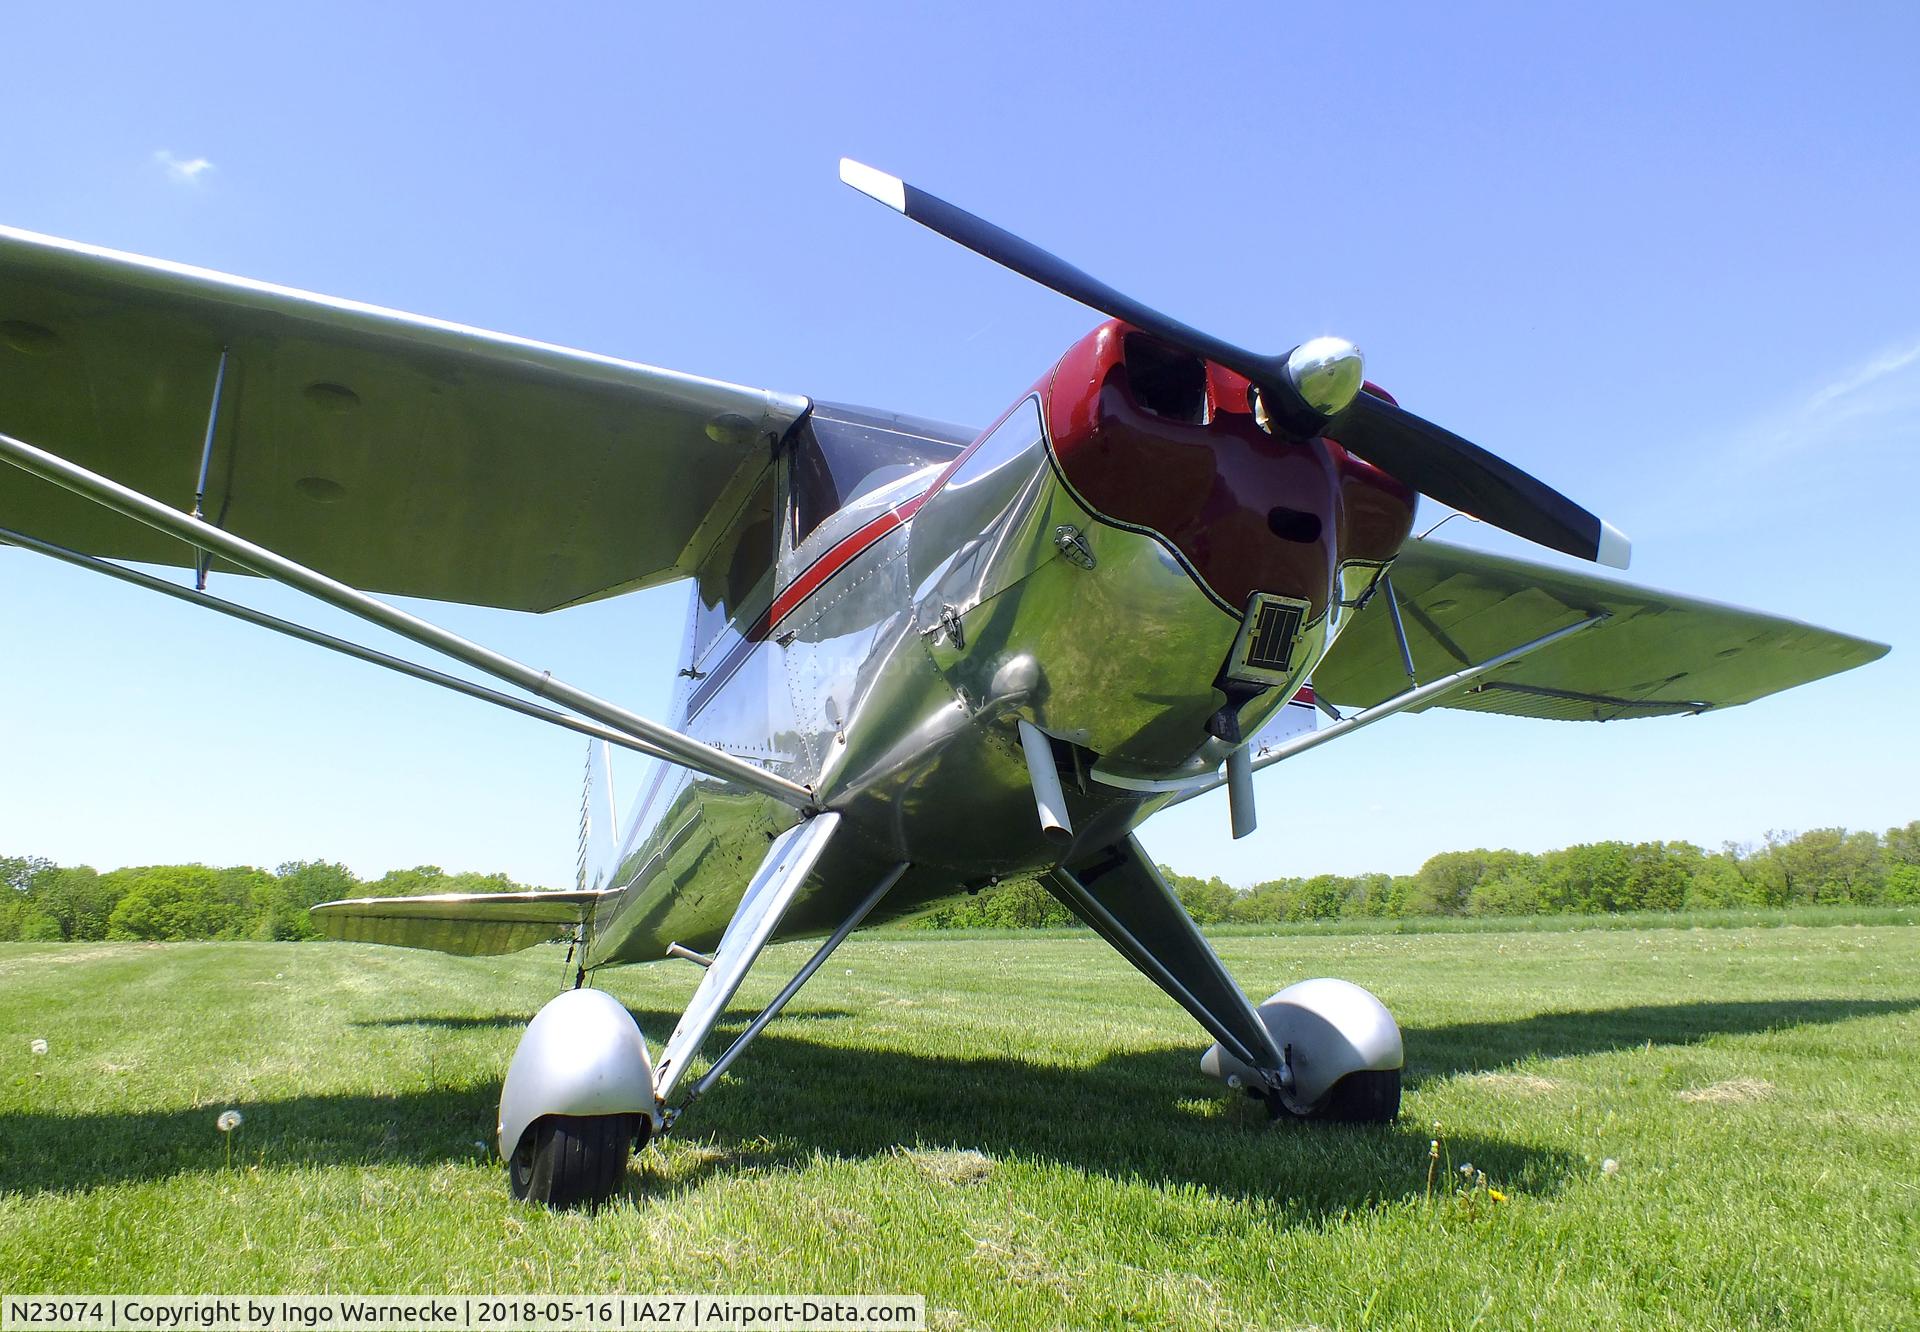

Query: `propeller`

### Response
(838, 159, 1630, 569)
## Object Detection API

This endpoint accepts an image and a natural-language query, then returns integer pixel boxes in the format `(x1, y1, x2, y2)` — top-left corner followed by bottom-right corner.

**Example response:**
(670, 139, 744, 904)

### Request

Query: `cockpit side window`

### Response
(689, 463, 777, 666)
(789, 410, 966, 544)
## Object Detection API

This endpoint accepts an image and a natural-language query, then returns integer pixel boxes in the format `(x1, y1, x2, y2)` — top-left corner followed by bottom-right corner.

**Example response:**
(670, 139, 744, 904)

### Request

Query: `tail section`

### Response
(312, 890, 610, 956)
(1251, 685, 1319, 757)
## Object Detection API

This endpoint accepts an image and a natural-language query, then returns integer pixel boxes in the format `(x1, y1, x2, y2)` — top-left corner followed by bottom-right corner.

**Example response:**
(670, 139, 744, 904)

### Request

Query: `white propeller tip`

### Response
(839, 158, 906, 212)
(1596, 519, 1632, 570)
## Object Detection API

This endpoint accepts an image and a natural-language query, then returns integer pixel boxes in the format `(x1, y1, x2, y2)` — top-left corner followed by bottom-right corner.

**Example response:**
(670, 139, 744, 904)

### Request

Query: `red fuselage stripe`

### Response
(765, 491, 928, 631)
(684, 490, 933, 719)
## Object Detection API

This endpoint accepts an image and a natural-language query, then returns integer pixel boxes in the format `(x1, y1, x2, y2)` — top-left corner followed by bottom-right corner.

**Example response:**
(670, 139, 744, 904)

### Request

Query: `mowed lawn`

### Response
(1, 923, 1916, 1331)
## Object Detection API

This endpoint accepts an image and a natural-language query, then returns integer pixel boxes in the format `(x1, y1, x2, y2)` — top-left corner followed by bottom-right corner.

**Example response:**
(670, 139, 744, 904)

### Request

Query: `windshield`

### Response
(789, 407, 968, 543)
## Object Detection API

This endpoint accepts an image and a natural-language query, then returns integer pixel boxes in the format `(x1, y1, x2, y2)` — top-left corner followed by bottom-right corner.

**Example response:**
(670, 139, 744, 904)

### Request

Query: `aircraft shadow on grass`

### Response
(4, 996, 1912, 1209)
(347, 1010, 861, 1032)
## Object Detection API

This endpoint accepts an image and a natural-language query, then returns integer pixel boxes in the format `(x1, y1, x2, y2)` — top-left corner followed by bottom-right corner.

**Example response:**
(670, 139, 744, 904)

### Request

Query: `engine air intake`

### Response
(1122, 333, 1208, 424)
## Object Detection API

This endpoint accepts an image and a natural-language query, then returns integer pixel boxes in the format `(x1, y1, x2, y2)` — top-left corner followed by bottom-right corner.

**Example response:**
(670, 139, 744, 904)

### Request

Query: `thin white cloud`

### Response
(152, 149, 215, 185)
(1804, 340, 1920, 414)
(1648, 335, 1920, 535)
(1681, 337, 1920, 479)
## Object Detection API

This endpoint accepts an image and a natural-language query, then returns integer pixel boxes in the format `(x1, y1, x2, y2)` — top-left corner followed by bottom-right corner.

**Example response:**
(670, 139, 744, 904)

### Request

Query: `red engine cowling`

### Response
(1040, 320, 1415, 618)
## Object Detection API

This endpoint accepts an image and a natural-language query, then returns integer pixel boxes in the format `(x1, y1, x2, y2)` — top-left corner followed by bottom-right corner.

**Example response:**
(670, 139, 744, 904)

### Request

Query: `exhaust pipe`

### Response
(1018, 720, 1073, 845)
(1226, 744, 1257, 839)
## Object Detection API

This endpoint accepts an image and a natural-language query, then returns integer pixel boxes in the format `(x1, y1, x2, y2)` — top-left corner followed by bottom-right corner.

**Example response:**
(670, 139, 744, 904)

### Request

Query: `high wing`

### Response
(0, 225, 808, 611)
(1313, 539, 1888, 720)
(310, 889, 612, 957)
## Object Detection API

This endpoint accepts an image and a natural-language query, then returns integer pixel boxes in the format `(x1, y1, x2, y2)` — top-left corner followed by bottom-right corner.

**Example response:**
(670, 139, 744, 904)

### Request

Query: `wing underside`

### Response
(0, 225, 809, 611)
(311, 890, 611, 957)
(1312, 539, 1887, 720)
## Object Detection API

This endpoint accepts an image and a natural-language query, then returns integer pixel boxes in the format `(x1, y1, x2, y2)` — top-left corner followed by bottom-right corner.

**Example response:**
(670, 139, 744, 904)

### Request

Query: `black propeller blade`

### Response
(838, 158, 1629, 569)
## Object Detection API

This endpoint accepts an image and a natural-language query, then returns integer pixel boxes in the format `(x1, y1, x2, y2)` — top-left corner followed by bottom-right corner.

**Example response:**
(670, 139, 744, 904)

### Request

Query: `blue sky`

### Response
(1, 2, 1915, 888)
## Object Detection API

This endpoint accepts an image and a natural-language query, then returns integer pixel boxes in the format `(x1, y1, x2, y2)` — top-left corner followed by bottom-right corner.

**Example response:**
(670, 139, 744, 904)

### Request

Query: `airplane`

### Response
(0, 160, 1886, 1208)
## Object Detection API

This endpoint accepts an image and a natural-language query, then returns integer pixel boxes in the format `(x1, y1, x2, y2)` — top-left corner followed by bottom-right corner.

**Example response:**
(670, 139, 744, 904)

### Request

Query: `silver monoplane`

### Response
(0, 162, 1885, 1206)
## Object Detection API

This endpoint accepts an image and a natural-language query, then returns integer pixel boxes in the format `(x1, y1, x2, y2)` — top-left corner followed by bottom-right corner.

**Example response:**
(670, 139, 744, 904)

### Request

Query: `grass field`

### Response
(2, 919, 1915, 1330)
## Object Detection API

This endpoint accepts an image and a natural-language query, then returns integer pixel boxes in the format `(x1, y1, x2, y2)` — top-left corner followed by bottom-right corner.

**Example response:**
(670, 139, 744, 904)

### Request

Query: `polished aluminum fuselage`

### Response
(585, 331, 1407, 969)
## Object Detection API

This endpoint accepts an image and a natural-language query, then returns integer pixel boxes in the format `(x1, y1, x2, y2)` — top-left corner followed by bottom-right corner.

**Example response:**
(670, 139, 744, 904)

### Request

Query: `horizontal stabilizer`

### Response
(311, 890, 612, 957)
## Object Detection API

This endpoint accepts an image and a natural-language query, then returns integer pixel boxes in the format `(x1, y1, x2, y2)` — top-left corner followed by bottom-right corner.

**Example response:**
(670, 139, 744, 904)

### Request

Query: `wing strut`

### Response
(0, 523, 681, 765)
(188, 346, 229, 590)
(1166, 612, 1607, 810)
(0, 428, 816, 810)
(649, 813, 862, 1112)
(678, 858, 908, 1116)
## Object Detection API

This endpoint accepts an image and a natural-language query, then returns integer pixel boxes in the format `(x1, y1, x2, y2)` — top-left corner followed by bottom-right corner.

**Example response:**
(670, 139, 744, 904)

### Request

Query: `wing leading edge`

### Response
(0, 225, 808, 611)
(1312, 539, 1887, 721)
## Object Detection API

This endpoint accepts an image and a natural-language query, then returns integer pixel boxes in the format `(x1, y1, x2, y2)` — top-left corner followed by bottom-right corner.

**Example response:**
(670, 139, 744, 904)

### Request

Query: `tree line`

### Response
(5, 821, 1916, 942)
(0, 860, 542, 943)
(914, 822, 1920, 929)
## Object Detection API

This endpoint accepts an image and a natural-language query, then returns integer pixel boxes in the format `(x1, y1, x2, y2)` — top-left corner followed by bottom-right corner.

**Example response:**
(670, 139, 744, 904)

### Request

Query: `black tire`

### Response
(1267, 1068, 1401, 1125)
(507, 1114, 641, 1209)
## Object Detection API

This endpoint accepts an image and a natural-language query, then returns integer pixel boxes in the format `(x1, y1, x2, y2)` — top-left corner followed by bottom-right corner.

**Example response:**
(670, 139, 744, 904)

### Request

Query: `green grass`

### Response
(2, 924, 1916, 1330)
(894, 902, 1920, 942)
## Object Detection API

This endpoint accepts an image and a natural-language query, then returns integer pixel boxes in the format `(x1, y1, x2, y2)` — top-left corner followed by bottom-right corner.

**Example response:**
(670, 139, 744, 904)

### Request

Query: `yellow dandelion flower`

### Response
(1488, 1188, 1508, 1203)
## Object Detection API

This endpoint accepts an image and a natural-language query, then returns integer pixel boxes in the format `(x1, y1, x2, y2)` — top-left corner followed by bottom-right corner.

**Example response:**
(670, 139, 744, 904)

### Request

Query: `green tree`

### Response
(1230, 877, 1300, 924)
(2, 854, 52, 895)
(32, 866, 122, 940)
(1883, 821, 1920, 868)
(1164, 868, 1237, 924)
(1684, 852, 1755, 908)
(1410, 849, 1539, 916)
(105, 865, 257, 941)
(1468, 869, 1544, 916)
(262, 861, 361, 940)
(1340, 872, 1401, 918)
(914, 876, 1079, 929)
(1884, 863, 1920, 905)
(0, 892, 61, 941)
(1728, 836, 1792, 907)
(1773, 828, 1883, 903)
(366, 865, 452, 897)
(1292, 874, 1353, 920)
(1625, 841, 1702, 913)
(0, 855, 59, 941)
(977, 877, 1076, 928)
(1535, 842, 1634, 913)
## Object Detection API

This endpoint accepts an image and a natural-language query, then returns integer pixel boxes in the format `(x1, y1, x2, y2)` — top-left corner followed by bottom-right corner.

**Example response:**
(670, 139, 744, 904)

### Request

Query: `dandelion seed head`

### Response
(29, 1038, 48, 1056)
(1601, 1157, 1620, 1175)
(1459, 1162, 1474, 1176)
(216, 1110, 243, 1132)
